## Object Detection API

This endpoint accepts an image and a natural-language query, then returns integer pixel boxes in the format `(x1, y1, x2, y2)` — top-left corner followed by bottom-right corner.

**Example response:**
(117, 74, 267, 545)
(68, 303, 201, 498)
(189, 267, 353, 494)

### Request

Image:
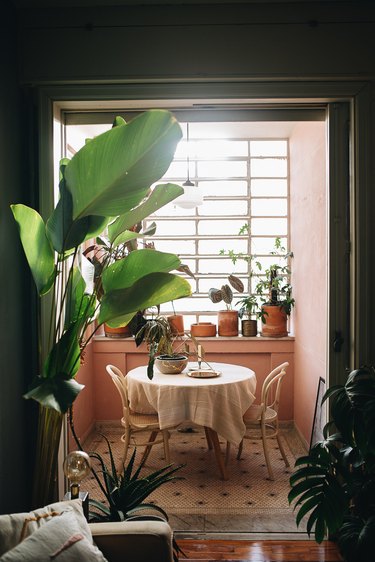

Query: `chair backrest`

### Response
(260, 362, 289, 414)
(105, 364, 130, 427)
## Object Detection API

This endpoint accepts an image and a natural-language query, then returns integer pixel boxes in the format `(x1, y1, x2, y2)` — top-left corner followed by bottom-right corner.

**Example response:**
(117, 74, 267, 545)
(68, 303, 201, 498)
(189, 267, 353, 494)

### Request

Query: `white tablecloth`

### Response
(126, 362, 257, 445)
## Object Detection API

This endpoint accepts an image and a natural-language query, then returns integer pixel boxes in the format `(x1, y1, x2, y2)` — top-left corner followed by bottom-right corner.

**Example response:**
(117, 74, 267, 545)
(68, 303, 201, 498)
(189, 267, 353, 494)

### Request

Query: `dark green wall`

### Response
(17, 2, 375, 83)
(0, 3, 36, 513)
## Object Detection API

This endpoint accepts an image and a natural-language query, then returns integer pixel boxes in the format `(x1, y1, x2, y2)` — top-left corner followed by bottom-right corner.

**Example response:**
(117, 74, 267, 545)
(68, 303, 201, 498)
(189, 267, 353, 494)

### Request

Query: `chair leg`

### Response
(162, 430, 171, 463)
(236, 439, 244, 460)
(276, 432, 290, 467)
(140, 430, 158, 464)
(204, 426, 213, 450)
(261, 423, 274, 480)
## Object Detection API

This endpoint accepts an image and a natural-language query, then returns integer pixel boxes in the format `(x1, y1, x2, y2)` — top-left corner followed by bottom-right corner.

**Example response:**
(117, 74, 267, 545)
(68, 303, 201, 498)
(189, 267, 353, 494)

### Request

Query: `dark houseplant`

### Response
(88, 436, 184, 562)
(288, 366, 375, 562)
(11, 110, 191, 506)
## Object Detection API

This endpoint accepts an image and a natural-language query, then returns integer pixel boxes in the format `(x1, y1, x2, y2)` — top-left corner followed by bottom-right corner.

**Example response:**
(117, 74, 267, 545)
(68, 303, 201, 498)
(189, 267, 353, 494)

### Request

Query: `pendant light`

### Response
(175, 123, 203, 209)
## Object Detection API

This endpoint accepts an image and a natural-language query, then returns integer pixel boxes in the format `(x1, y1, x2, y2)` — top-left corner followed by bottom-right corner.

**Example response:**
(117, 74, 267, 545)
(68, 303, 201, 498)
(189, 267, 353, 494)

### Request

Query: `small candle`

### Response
(197, 345, 202, 362)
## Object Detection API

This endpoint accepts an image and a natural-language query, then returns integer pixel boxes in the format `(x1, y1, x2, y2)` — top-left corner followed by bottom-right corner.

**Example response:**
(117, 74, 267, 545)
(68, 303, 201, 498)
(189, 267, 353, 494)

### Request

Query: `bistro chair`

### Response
(226, 361, 290, 480)
(105, 364, 173, 466)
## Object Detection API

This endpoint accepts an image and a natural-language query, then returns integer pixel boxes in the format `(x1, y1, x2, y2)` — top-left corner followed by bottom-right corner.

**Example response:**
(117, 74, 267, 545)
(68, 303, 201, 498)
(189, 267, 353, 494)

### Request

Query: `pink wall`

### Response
(290, 121, 327, 445)
(68, 342, 96, 450)
(90, 336, 294, 427)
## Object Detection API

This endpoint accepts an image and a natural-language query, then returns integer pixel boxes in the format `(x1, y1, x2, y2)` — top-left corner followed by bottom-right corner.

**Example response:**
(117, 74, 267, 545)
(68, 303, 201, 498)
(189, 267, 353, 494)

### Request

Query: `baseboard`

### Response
(292, 423, 309, 451)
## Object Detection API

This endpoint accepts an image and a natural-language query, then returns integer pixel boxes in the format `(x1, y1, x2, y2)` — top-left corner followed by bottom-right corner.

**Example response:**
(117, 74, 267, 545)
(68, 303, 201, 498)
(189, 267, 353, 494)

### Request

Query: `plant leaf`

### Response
(46, 163, 109, 253)
(24, 376, 84, 413)
(101, 249, 182, 293)
(108, 183, 184, 243)
(65, 111, 182, 220)
(98, 272, 191, 327)
(11, 204, 56, 295)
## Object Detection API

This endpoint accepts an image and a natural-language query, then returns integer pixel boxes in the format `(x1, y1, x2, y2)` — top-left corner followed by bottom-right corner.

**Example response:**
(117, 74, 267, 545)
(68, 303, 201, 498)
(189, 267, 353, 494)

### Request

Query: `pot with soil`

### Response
(154, 354, 188, 374)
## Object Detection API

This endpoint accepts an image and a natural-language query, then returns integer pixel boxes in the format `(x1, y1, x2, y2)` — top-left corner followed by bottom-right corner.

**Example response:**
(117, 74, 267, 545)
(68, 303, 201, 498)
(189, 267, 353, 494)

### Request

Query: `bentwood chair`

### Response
(105, 364, 173, 466)
(226, 361, 290, 480)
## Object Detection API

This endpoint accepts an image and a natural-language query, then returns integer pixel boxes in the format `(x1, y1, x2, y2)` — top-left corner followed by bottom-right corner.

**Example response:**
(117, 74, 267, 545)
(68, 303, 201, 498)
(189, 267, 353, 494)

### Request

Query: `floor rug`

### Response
(82, 423, 308, 536)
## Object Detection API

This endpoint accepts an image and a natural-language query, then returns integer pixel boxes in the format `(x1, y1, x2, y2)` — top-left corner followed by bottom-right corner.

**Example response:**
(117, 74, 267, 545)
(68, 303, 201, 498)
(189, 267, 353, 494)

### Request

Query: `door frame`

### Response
(33, 78, 371, 494)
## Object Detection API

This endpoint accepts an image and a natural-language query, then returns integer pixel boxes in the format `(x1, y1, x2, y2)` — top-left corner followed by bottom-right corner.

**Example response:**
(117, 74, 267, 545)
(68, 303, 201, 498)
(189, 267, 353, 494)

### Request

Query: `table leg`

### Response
(204, 426, 213, 450)
(205, 427, 228, 480)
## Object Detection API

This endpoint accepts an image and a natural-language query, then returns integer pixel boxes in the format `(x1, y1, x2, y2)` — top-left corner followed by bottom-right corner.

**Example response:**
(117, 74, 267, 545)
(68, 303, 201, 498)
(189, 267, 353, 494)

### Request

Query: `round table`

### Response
(126, 362, 257, 480)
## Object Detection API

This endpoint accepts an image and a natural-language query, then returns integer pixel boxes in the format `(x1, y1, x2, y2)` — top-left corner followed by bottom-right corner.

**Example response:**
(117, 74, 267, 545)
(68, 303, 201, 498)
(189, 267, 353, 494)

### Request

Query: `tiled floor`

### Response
(83, 422, 309, 539)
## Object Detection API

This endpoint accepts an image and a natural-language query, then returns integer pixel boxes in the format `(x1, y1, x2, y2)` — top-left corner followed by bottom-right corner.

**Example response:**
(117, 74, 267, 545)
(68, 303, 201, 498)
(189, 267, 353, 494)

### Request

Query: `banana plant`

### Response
(11, 110, 192, 505)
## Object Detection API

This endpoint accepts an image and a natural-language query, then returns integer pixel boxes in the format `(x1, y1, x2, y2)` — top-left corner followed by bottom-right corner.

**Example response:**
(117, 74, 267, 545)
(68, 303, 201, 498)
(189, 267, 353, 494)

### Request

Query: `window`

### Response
(145, 121, 289, 325)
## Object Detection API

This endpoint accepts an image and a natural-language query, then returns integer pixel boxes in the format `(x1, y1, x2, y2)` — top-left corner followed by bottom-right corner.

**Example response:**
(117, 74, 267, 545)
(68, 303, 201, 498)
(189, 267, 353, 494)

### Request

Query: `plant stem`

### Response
(32, 405, 63, 507)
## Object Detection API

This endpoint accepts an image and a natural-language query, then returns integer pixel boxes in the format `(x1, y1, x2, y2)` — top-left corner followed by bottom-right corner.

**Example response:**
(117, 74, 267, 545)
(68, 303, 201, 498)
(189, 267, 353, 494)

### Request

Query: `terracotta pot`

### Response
(104, 324, 132, 338)
(217, 310, 239, 337)
(260, 305, 288, 337)
(167, 314, 185, 335)
(154, 354, 188, 374)
(190, 322, 217, 337)
(241, 319, 258, 337)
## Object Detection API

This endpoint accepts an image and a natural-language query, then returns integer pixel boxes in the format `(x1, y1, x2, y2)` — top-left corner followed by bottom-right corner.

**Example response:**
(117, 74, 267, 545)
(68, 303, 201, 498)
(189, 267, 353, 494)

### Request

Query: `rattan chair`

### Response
(226, 361, 290, 480)
(105, 364, 173, 466)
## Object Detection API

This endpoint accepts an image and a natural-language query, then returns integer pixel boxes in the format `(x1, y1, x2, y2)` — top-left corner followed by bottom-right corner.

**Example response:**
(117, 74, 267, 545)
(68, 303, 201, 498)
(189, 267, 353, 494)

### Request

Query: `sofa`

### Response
(0, 499, 174, 562)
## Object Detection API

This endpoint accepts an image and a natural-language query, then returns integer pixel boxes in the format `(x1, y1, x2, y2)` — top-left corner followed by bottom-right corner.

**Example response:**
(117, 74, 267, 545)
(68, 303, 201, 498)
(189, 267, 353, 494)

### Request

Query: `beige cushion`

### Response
(0, 511, 107, 562)
(90, 520, 173, 562)
(0, 499, 88, 556)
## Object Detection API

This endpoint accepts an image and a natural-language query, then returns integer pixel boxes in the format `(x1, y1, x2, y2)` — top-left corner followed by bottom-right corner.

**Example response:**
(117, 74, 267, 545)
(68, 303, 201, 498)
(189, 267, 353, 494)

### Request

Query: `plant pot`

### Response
(154, 354, 188, 374)
(167, 314, 185, 335)
(217, 310, 239, 337)
(190, 322, 217, 337)
(260, 305, 288, 337)
(104, 323, 132, 338)
(241, 319, 257, 337)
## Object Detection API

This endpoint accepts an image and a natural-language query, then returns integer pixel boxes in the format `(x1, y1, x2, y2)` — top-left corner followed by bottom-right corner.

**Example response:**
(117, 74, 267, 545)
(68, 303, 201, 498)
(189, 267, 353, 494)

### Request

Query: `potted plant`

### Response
(10, 110, 192, 506)
(236, 294, 259, 337)
(88, 436, 184, 562)
(254, 237, 295, 338)
(135, 313, 189, 377)
(208, 274, 244, 336)
(84, 221, 157, 338)
(288, 366, 375, 562)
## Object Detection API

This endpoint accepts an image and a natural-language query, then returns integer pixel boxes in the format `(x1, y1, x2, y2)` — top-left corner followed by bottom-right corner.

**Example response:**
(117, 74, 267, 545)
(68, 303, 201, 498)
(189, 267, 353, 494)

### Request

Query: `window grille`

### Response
(143, 122, 289, 326)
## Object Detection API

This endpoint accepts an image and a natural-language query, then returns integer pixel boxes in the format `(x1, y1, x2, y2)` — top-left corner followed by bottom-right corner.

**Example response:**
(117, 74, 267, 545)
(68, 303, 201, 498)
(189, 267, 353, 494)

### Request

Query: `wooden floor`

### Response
(176, 539, 343, 561)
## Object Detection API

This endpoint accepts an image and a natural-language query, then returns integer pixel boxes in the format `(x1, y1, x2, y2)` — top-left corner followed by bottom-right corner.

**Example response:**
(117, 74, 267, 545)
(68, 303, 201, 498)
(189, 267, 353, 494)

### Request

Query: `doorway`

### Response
(43, 88, 349, 532)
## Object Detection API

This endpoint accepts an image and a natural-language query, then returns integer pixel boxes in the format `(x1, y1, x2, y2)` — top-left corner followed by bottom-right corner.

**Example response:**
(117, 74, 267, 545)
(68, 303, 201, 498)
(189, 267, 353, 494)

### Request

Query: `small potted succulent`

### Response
(208, 274, 244, 336)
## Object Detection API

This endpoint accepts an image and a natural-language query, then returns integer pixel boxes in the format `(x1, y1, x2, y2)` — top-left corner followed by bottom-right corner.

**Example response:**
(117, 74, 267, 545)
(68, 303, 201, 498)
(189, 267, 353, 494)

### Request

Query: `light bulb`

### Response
(63, 451, 91, 499)
(175, 182, 203, 209)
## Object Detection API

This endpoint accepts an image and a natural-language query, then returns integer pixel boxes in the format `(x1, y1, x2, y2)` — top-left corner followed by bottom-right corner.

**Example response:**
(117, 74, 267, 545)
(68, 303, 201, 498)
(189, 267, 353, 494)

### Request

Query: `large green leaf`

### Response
(98, 272, 191, 326)
(24, 377, 84, 414)
(46, 171, 109, 253)
(64, 266, 96, 331)
(108, 183, 184, 243)
(64, 111, 182, 220)
(11, 204, 56, 295)
(43, 323, 82, 380)
(101, 249, 182, 292)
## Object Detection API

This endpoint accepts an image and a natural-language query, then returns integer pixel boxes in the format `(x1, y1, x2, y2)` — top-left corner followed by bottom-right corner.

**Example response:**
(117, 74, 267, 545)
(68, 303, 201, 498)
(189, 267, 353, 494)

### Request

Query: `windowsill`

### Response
(92, 334, 295, 354)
